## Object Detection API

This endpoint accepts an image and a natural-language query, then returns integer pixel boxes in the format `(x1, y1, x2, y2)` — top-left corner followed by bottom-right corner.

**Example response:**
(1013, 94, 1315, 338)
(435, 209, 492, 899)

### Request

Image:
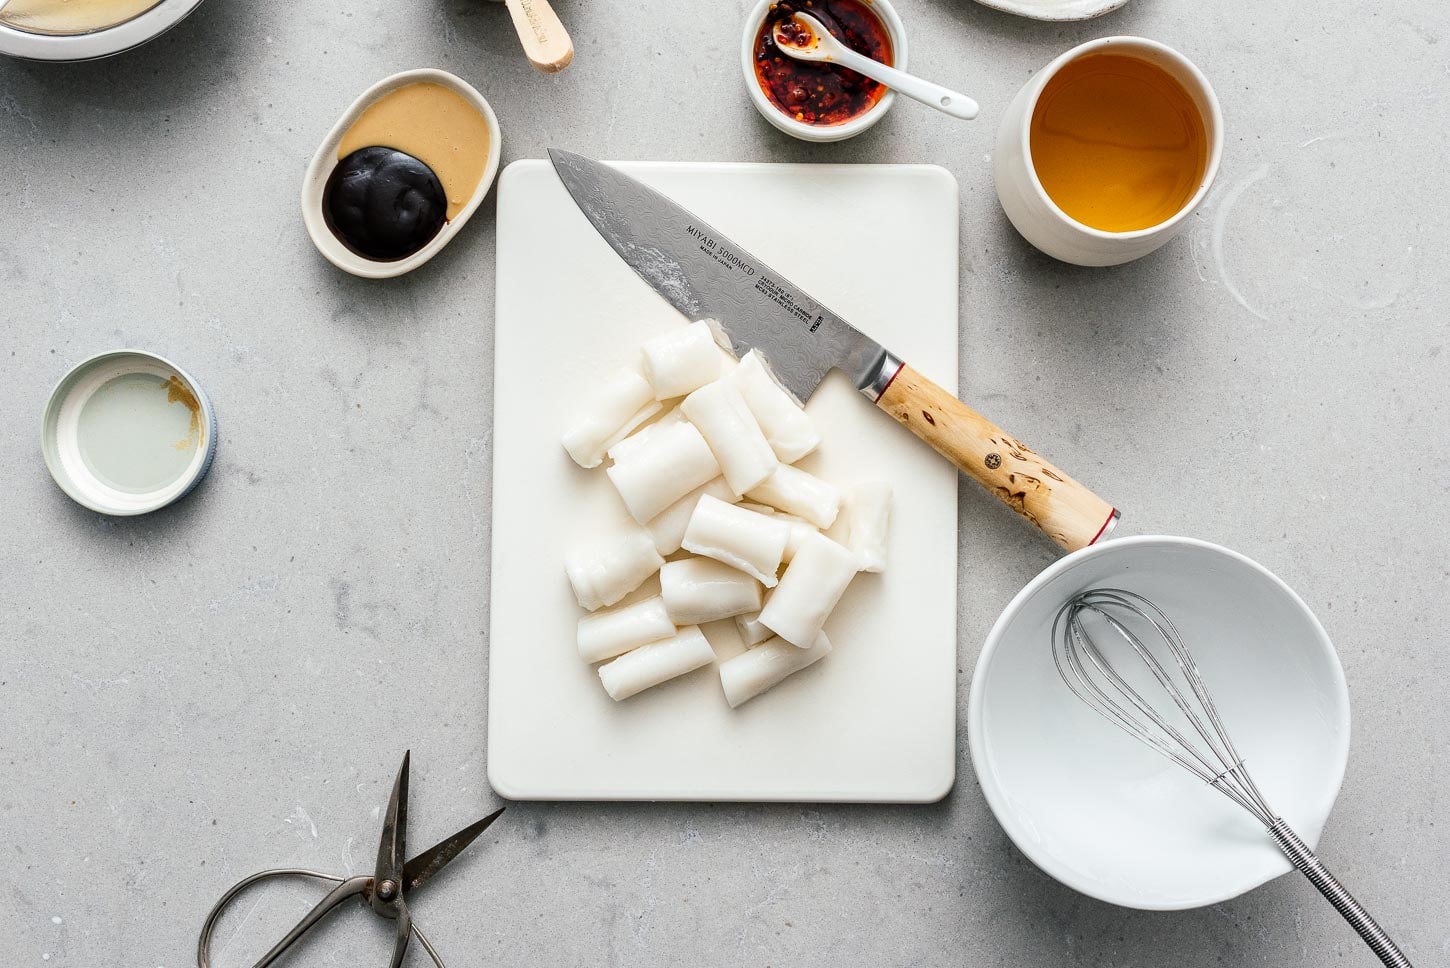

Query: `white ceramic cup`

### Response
(993, 37, 1223, 266)
(741, 0, 908, 143)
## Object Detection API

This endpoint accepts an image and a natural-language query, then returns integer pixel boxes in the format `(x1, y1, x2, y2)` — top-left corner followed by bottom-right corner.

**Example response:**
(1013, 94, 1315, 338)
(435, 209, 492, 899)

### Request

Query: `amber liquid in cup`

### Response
(1029, 53, 1208, 233)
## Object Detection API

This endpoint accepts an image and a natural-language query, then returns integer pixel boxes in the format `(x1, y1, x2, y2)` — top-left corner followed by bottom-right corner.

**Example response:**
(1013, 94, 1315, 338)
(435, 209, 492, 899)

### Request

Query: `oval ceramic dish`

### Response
(971, 0, 1129, 20)
(300, 69, 502, 279)
(740, 0, 908, 143)
(0, 0, 206, 61)
(968, 535, 1350, 910)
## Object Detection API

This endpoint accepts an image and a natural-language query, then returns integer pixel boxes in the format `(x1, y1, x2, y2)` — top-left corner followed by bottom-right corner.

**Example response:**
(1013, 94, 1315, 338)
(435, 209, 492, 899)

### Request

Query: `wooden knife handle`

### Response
(876, 363, 1117, 552)
(503, 0, 574, 74)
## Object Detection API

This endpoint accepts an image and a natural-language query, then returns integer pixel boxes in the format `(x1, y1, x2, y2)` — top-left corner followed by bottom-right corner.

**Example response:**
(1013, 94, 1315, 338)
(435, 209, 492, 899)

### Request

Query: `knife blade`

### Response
(547, 149, 1118, 551)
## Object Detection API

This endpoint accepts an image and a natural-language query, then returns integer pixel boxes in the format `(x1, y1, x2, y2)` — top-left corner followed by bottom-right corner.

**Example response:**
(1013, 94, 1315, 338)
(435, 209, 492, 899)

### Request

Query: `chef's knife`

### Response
(547, 150, 1118, 552)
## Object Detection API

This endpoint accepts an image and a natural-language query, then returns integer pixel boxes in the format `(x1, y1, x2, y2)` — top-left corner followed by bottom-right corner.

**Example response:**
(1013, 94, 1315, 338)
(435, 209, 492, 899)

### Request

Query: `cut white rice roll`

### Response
(758, 532, 858, 647)
(560, 368, 663, 469)
(564, 525, 666, 612)
(680, 379, 778, 496)
(775, 513, 818, 564)
(844, 482, 892, 573)
(730, 350, 821, 464)
(641, 319, 723, 400)
(605, 407, 686, 464)
(734, 502, 817, 563)
(681, 495, 790, 587)
(659, 557, 763, 625)
(734, 609, 774, 648)
(577, 596, 676, 664)
(606, 420, 721, 524)
(598, 625, 715, 701)
(643, 477, 739, 557)
(719, 633, 832, 707)
(744, 464, 841, 530)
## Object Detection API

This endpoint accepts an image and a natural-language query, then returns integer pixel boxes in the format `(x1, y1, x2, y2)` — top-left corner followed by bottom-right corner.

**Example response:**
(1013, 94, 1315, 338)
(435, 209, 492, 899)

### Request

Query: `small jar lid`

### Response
(41, 350, 217, 515)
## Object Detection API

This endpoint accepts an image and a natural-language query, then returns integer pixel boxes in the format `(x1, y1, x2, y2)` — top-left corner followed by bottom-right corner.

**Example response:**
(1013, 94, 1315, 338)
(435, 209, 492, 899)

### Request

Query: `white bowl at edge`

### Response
(970, 0, 1130, 21)
(0, 0, 206, 61)
(300, 69, 502, 280)
(968, 535, 1350, 910)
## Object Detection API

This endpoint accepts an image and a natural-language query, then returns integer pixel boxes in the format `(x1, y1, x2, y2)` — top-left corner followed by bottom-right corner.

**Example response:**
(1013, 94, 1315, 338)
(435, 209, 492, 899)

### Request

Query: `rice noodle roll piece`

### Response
(560, 368, 663, 469)
(734, 608, 774, 648)
(598, 625, 716, 701)
(730, 350, 821, 464)
(577, 595, 676, 663)
(659, 557, 763, 625)
(680, 379, 778, 496)
(606, 420, 721, 524)
(844, 482, 892, 573)
(564, 524, 666, 612)
(643, 477, 739, 557)
(681, 495, 790, 587)
(744, 464, 841, 530)
(758, 532, 858, 647)
(641, 319, 724, 400)
(719, 633, 832, 707)
(605, 407, 686, 464)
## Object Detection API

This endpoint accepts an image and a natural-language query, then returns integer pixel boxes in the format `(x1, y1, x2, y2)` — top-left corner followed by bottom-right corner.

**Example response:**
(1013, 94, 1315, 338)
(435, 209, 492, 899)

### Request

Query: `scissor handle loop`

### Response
(197, 868, 445, 968)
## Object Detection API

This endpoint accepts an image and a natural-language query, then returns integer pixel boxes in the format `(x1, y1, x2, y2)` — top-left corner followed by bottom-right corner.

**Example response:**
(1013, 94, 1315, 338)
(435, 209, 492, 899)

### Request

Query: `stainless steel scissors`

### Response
(197, 751, 503, 968)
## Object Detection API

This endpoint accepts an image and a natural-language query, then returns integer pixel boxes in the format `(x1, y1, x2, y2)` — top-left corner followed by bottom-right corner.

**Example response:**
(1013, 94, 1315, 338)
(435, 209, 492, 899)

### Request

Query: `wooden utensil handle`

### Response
(876, 363, 1117, 552)
(503, 0, 574, 74)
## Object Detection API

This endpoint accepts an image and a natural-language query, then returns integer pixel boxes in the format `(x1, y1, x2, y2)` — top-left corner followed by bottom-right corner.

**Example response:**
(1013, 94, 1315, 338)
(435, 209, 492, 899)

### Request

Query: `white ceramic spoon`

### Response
(772, 12, 977, 121)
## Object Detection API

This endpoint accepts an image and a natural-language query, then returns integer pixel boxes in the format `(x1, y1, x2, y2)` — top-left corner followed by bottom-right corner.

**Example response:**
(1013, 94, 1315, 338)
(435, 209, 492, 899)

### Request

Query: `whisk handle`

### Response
(1267, 818, 1414, 968)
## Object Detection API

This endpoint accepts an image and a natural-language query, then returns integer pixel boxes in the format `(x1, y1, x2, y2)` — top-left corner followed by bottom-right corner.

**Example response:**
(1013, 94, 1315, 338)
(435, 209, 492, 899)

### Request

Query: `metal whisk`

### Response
(1052, 588, 1413, 968)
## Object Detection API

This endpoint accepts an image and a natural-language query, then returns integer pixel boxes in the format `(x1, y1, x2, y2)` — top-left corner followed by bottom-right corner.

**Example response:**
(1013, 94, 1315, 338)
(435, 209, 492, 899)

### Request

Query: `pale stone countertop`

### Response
(2, 1, 1446, 965)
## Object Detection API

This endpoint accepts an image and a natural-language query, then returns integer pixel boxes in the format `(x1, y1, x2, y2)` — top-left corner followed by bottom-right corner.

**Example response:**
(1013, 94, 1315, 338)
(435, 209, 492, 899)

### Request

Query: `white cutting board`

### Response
(488, 160, 958, 802)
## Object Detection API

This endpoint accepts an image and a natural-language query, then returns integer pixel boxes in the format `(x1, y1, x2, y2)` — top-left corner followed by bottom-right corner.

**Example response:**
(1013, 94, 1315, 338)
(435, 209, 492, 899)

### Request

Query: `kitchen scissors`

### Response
(197, 751, 503, 968)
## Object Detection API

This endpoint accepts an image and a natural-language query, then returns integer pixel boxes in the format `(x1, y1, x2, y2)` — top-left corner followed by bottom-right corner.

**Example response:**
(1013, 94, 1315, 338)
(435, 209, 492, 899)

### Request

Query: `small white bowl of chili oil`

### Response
(742, 0, 907, 143)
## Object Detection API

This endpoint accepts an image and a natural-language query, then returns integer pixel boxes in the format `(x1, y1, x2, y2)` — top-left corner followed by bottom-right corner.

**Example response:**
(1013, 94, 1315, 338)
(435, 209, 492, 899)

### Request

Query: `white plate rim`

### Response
(970, 0, 1130, 21)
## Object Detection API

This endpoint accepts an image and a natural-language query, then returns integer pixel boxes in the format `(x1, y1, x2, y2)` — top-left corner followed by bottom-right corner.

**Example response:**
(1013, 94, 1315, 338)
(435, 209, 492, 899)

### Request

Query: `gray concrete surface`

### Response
(3, 0, 1447, 965)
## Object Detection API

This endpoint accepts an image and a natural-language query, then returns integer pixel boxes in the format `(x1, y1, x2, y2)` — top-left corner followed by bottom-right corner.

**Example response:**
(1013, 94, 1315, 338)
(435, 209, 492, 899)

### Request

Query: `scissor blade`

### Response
(388, 903, 412, 968)
(403, 807, 505, 896)
(374, 751, 409, 893)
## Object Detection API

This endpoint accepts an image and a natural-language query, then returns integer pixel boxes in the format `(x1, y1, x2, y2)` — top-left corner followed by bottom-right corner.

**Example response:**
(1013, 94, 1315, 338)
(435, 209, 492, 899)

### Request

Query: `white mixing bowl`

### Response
(968, 535, 1350, 910)
(0, 0, 206, 61)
